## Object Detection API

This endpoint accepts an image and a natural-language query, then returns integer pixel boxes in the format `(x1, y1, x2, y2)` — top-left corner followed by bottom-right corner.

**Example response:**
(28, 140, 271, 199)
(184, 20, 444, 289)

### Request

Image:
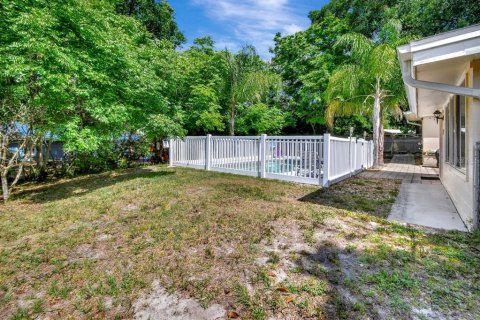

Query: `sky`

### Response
(169, 0, 329, 59)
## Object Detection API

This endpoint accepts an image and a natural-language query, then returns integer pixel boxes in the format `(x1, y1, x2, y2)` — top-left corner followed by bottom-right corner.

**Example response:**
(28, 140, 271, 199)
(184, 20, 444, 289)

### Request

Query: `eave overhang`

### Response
(397, 24, 480, 120)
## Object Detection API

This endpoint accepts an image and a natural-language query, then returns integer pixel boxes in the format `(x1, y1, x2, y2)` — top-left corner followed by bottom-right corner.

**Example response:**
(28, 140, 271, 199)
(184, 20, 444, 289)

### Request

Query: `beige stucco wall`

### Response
(440, 61, 480, 230)
(422, 116, 439, 153)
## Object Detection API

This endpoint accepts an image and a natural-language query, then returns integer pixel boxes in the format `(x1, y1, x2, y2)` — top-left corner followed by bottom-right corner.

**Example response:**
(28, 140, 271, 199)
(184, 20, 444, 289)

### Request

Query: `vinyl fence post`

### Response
(349, 136, 353, 176)
(322, 133, 330, 187)
(260, 134, 267, 178)
(361, 140, 365, 169)
(368, 140, 375, 168)
(168, 139, 173, 167)
(205, 134, 211, 171)
(353, 138, 357, 173)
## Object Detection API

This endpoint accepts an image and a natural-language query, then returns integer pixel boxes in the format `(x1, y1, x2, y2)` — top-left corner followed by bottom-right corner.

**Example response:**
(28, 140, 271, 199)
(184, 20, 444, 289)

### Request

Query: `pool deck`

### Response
(359, 155, 467, 232)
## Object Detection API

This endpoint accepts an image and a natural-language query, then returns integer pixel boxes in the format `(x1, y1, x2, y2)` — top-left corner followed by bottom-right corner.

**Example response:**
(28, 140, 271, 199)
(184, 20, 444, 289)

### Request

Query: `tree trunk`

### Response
(37, 137, 49, 181)
(378, 123, 384, 166)
(1, 171, 8, 203)
(229, 100, 236, 136)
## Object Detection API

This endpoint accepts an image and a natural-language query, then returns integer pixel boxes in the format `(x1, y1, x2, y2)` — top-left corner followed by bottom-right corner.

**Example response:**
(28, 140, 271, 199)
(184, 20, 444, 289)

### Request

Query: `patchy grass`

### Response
(299, 177, 401, 217)
(0, 166, 478, 319)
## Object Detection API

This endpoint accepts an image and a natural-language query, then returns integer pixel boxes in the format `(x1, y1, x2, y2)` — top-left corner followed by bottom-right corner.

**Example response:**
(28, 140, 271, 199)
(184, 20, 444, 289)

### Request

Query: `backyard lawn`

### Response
(0, 166, 479, 319)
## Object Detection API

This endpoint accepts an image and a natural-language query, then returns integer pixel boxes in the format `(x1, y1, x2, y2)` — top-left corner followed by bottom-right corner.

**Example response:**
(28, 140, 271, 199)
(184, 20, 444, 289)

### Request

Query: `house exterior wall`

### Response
(439, 61, 480, 230)
(422, 117, 439, 154)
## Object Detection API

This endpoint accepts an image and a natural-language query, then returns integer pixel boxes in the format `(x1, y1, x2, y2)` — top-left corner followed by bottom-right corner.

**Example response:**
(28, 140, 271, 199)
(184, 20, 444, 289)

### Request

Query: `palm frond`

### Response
(325, 98, 371, 129)
(334, 33, 373, 63)
(377, 19, 402, 44)
(368, 44, 397, 82)
(236, 71, 281, 103)
(382, 91, 406, 118)
(325, 64, 369, 102)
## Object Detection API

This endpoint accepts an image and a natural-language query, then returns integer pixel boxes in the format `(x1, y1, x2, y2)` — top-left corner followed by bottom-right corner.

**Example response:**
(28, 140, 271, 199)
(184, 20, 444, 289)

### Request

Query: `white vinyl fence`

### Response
(170, 134, 374, 187)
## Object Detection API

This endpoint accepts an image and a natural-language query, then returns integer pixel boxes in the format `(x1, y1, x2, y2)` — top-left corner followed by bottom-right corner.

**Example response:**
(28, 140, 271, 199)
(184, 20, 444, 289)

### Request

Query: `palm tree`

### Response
(325, 21, 406, 166)
(223, 46, 281, 135)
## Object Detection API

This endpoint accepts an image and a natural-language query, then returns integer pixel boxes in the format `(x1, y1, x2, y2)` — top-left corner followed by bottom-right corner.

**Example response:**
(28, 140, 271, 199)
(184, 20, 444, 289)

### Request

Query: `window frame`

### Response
(444, 93, 467, 172)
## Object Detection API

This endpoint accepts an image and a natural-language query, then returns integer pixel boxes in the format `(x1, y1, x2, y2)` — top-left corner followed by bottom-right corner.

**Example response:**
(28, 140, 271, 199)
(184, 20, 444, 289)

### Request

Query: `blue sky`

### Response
(169, 0, 329, 59)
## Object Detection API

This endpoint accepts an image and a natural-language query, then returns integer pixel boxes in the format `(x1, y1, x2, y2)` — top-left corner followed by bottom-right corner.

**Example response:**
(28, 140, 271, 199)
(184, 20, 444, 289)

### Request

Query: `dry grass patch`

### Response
(299, 177, 401, 217)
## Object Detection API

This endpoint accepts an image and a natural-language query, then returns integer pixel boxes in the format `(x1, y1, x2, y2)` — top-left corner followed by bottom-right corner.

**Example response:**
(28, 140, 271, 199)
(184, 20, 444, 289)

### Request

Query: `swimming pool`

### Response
(213, 159, 304, 174)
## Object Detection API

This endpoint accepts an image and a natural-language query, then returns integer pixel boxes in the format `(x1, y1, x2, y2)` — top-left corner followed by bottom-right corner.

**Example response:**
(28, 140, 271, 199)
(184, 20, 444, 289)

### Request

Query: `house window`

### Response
(445, 103, 450, 163)
(445, 94, 466, 170)
(459, 95, 466, 168)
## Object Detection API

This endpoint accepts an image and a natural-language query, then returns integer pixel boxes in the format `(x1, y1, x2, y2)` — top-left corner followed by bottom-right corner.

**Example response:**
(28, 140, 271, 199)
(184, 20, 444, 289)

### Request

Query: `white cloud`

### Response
(284, 23, 304, 35)
(214, 38, 241, 52)
(191, 0, 310, 59)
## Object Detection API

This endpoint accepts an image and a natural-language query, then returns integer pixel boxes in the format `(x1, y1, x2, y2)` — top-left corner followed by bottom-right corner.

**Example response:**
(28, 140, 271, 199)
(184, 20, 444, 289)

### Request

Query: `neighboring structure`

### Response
(397, 24, 480, 230)
(383, 129, 422, 156)
(9, 141, 65, 161)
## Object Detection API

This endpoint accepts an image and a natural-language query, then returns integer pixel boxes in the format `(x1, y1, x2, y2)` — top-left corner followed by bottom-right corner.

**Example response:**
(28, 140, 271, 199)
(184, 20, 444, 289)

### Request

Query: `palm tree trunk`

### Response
(372, 79, 382, 167)
(229, 100, 236, 136)
(378, 123, 384, 166)
(372, 97, 381, 167)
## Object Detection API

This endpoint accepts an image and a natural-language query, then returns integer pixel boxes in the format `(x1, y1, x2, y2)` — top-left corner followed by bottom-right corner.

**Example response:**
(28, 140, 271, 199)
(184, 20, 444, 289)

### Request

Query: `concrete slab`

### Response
(389, 183, 467, 231)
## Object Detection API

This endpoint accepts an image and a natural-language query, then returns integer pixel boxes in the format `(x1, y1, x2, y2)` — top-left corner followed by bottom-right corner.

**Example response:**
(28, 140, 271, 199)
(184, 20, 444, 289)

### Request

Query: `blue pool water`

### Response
(221, 159, 299, 173)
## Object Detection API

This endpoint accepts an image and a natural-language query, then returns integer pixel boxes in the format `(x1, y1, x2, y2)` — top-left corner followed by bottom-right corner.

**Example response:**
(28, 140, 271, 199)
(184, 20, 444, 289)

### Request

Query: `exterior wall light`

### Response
(433, 110, 444, 124)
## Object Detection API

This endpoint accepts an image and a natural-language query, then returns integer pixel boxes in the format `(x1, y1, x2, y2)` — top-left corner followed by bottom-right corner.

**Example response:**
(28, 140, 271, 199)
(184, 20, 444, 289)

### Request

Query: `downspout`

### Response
(402, 61, 480, 98)
(406, 120, 421, 127)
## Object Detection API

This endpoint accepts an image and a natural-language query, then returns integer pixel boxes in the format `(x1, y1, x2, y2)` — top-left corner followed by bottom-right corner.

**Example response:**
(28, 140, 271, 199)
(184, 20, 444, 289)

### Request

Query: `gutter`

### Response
(406, 120, 421, 127)
(402, 61, 480, 98)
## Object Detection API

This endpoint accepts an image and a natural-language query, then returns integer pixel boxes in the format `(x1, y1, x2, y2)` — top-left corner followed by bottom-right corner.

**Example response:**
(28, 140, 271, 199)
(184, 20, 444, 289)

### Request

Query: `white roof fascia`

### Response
(410, 28, 480, 53)
(412, 37, 480, 66)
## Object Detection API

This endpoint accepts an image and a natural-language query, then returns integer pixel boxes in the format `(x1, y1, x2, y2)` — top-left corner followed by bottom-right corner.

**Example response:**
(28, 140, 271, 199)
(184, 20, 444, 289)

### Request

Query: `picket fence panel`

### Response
(169, 134, 374, 187)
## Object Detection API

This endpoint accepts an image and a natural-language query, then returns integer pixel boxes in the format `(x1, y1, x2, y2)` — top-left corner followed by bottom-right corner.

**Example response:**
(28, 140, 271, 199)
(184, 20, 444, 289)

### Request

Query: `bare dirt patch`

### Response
(133, 280, 225, 320)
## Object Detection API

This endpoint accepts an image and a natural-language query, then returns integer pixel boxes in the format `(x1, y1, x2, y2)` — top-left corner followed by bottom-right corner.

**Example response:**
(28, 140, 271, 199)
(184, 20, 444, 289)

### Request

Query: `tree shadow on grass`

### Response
(298, 177, 401, 218)
(288, 219, 480, 319)
(13, 167, 175, 204)
(292, 242, 370, 319)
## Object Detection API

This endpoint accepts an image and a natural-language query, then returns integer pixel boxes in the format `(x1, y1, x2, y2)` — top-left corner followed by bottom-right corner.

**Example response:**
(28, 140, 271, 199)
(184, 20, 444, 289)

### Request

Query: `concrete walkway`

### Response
(360, 154, 439, 183)
(360, 155, 467, 231)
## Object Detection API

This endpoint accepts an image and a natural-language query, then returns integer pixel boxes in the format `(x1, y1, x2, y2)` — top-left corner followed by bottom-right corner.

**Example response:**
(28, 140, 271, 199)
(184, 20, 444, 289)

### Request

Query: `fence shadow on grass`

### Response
(13, 167, 175, 204)
(298, 177, 401, 218)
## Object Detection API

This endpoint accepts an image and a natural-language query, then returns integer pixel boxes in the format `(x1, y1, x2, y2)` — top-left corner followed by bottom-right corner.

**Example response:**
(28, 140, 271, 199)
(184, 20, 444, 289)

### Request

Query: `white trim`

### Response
(414, 49, 480, 66)
(411, 30, 480, 53)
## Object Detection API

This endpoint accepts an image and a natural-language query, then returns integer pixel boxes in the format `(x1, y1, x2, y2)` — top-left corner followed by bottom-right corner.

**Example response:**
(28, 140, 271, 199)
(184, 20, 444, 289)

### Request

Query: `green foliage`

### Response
(222, 46, 282, 135)
(324, 22, 406, 165)
(332, 115, 371, 136)
(325, 27, 404, 124)
(236, 103, 287, 135)
(274, 0, 480, 135)
(272, 15, 349, 133)
(310, 0, 480, 40)
(186, 84, 224, 133)
(1, 0, 180, 154)
(116, 0, 186, 47)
